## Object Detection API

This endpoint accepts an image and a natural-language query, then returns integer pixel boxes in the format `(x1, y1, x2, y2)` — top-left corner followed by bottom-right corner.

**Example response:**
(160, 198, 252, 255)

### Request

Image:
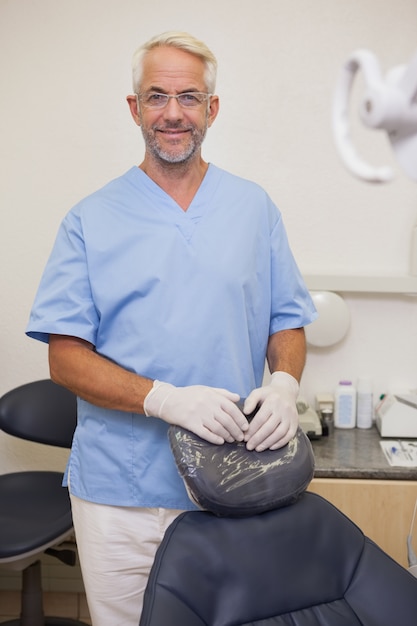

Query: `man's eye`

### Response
(179, 93, 200, 104)
(147, 93, 166, 104)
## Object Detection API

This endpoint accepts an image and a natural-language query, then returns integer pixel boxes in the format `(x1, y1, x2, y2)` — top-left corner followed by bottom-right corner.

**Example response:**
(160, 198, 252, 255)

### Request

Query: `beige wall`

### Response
(1, 0, 416, 472)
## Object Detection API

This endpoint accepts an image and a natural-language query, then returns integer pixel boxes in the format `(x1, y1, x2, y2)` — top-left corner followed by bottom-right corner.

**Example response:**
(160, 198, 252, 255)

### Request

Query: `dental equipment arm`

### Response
(332, 49, 417, 182)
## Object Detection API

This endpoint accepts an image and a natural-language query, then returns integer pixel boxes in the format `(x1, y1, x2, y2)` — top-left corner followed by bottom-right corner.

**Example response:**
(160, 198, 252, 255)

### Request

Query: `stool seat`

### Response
(0, 380, 88, 625)
(0, 472, 71, 561)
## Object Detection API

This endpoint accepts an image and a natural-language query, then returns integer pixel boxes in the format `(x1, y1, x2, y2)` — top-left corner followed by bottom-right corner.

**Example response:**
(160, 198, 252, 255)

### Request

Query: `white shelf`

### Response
(303, 274, 417, 295)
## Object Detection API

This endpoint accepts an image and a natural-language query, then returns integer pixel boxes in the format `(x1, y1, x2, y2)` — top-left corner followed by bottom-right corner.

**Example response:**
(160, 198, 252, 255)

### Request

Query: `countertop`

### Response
(310, 426, 417, 480)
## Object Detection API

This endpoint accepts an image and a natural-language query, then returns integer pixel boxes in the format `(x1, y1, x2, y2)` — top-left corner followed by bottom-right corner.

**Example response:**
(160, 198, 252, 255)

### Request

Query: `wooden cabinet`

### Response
(308, 478, 417, 568)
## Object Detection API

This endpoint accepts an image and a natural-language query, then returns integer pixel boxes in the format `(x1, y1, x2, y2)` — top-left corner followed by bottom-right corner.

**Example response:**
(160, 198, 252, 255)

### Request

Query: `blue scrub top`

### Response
(26, 165, 317, 508)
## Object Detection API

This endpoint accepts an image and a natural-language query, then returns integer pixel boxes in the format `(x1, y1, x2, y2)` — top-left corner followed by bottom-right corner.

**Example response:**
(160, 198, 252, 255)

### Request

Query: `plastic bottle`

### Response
(334, 381, 356, 428)
(356, 378, 373, 429)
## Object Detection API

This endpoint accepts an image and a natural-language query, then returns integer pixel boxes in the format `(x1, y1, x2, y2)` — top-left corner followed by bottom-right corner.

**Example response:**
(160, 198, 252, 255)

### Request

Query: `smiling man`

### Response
(26, 31, 317, 625)
(129, 45, 216, 168)
(126, 41, 220, 209)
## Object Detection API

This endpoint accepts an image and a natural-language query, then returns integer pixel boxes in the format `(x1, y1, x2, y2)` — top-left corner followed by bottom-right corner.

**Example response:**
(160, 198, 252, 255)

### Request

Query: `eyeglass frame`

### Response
(135, 91, 213, 110)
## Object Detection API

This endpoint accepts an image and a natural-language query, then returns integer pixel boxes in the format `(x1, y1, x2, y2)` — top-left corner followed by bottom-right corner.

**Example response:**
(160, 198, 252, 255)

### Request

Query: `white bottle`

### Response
(356, 378, 373, 429)
(334, 381, 356, 428)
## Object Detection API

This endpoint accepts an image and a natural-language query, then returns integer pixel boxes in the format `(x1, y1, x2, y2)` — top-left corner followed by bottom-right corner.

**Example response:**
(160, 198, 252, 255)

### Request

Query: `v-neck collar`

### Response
(132, 163, 216, 217)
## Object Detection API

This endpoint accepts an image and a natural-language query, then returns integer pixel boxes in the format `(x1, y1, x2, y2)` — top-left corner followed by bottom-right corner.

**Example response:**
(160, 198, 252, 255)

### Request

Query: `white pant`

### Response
(70, 494, 184, 626)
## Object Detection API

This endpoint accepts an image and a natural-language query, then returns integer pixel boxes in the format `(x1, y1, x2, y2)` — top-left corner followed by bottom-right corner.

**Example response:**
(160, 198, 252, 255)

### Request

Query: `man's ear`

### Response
(207, 95, 220, 128)
(126, 95, 141, 126)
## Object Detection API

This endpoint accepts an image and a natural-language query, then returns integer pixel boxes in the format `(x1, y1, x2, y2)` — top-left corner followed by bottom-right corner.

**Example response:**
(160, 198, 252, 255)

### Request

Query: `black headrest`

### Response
(169, 406, 315, 517)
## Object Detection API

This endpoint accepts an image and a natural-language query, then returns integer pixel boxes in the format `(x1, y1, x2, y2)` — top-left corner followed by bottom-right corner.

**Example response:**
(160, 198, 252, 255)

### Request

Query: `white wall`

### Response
(1, 0, 416, 472)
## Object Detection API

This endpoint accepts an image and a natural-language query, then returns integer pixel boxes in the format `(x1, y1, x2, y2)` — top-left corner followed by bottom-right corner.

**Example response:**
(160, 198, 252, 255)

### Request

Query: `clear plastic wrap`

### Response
(169, 425, 315, 517)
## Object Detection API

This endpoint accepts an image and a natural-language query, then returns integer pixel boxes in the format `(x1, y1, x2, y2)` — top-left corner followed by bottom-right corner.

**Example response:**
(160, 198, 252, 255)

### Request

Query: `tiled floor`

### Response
(0, 590, 91, 623)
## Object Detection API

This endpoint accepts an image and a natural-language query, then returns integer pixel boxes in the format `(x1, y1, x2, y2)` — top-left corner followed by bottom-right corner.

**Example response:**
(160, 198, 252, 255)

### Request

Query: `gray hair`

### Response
(132, 31, 217, 94)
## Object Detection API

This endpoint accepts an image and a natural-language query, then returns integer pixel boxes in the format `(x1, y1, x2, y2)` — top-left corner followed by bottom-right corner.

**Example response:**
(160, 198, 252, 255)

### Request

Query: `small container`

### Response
(320, 408, 334, 435)
(356, 378, 373, 429)
(334, 380, 356, 429)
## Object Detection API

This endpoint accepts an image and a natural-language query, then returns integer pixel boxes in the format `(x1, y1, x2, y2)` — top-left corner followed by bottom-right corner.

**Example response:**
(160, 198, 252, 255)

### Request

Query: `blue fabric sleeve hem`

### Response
(25, 330, 50, 344)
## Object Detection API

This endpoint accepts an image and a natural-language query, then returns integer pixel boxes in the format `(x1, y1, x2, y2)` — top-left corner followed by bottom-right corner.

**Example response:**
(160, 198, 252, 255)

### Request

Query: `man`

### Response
(26, 31, 317, 625)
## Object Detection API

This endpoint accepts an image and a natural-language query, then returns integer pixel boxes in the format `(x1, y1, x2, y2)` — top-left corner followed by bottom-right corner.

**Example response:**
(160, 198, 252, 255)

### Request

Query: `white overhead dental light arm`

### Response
(332, 49, 417, 183)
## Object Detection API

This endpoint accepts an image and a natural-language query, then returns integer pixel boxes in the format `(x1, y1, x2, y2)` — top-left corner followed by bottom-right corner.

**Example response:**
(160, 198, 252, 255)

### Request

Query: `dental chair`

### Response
(139, 491, 417, 626)
(0, 379, 88, 625)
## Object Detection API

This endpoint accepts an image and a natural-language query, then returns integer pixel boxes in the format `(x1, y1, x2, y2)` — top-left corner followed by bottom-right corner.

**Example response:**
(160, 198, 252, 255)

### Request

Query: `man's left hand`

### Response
(243, 371, 299, 451)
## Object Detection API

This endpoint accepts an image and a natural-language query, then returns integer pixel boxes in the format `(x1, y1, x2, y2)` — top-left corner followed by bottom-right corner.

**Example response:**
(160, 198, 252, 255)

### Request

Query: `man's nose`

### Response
(162, 96, 184, 119)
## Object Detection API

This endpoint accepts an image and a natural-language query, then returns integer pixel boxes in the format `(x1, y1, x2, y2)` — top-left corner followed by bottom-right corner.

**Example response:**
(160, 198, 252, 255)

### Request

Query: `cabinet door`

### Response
(308, 478, 417, 567)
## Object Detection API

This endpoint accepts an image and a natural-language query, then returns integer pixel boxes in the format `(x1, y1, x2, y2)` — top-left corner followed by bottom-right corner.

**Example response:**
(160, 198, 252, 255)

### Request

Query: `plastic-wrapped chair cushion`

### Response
(168, 420, 315, 517)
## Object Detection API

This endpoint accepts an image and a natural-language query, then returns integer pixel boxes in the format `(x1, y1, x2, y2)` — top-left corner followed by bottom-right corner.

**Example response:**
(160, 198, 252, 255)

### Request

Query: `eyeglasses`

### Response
(136, 91, 212, 109)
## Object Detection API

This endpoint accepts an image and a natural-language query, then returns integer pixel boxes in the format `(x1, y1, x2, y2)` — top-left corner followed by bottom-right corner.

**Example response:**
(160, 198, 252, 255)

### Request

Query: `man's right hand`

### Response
(144, 381, 248, 445)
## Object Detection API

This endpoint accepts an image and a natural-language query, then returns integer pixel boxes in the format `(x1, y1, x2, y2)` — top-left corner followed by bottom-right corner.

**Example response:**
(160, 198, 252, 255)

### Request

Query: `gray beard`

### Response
(141, 121, 208, 166)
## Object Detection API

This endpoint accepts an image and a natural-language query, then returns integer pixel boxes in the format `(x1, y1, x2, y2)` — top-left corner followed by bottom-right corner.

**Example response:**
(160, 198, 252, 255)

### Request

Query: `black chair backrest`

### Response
(0, 379, 77, 448)
(140, 492, 417, 626)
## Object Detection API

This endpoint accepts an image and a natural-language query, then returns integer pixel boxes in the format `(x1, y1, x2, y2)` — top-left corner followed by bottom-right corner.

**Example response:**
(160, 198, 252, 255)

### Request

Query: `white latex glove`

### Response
(243, 371, 299, 451)
(144, 381, 248, 445)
